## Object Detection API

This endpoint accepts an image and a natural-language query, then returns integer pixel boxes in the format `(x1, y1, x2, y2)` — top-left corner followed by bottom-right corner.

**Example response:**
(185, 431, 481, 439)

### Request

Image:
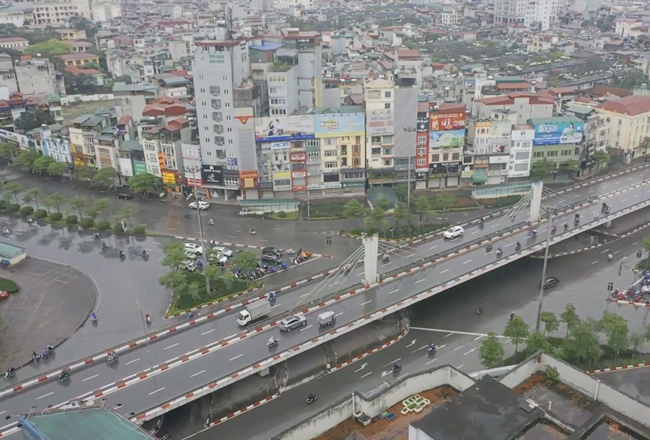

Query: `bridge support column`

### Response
(258, 367, 270, 377)
(362, 234, 379, 287)
(529, 181, 543, 223)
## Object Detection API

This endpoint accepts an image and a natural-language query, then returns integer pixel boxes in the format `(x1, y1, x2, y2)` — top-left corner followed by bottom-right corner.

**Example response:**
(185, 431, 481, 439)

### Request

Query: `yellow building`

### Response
(59, 52, 100, 66)
(57, 28, 86, 40)
(596, 96, 650, 156)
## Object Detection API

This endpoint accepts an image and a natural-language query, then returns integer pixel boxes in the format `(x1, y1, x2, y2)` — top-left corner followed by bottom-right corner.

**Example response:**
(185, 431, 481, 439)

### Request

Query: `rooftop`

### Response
(249, 41, 284, 51)
(596, 96, 650, 117)
(59, 52, 99, 60)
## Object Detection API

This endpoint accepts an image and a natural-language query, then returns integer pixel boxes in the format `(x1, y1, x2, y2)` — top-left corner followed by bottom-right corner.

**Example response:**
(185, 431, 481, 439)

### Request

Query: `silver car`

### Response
(279, 315, 307, 332)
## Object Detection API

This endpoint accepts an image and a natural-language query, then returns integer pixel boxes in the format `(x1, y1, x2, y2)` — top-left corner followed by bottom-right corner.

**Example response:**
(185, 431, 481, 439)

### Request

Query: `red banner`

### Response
(430, 112, 465, 131)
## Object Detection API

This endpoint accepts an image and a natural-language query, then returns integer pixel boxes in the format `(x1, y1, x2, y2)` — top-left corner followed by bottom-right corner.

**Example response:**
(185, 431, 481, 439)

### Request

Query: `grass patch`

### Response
(343, 222, 452, 240)
(305, 198, 366, 220)
(0, 278, 20, 293)
(269, 211, 299, 220)
(477, 195, 523, 209)
(166, 272, 260, 316)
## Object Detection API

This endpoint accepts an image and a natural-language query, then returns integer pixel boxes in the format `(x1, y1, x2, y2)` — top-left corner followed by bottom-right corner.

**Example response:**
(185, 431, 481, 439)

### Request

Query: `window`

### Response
(417, 158, 426, 166)
(224, 176, 239, 186)
(383, 148, 392, 156)
(418, 147, 426, 155)
(274, 179, 290, 186)
(214, 124, 223, 134)
(210, 86, 220, 95)
(547, 150, 557, 157)
(352, 158, 360, 166)
(417, 135, 427, 144)
(381, 135, 394, 144)
(352, 145, 360, 153)
(431, 153, 440, 162)
(383, 159, 392, 166)
(324, 161, 337, 168)
(534, 151, 543, 158)
(371, 147, 381, 155)
(215, 137, 225, 146)
(212, 112, 222, 122)
(307, 151, 320, 158)
(384, 91, 391, 98)
(452, 153, 460, 160)
(306, 139, 320, 147)
(216, 149, 226, 159)
(324, 150, 337, 157)
(371, 136, 381, 144)
(384, 103, 391, 109)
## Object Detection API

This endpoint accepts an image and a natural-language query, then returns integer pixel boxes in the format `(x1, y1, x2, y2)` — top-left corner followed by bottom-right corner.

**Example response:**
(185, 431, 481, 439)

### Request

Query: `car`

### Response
(212, 246, 233, 257)
(208, 253, 228, 265)
(183, 260, 197, 272)
(184, 243, 203, 254)
(115, 190, 133, 200)
(443, 226, 464, 239)
(262, 247, 283, 257)
(184, 250, 198, 260)
(261, 254, 283, 264)
(279, 315, 307, 332)
(189, 201, 210, 210)
(542, 276, 560, 289)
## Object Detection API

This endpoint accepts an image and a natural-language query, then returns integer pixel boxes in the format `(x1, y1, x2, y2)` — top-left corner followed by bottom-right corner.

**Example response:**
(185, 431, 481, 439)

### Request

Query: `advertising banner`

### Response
(270, 141, 289, 150)
(430, 112, 466, 131)
(254, 115, 315, 143)
(290, 152, 306, 162)
(291, 170, 307, 179)
(162, 170, 177, 185)
(367, 109, 394, 136)
(533, 120, 584, 146)
(429, 130, 465, 149)
(202, 165, 223, 185)
(238, 170, 259, 179)
(133, 161, 147, 175)
(118, 158, 134, 177)
(314, 113, 365, 138)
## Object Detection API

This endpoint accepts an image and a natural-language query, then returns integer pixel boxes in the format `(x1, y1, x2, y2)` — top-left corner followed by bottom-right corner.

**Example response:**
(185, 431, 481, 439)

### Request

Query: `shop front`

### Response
(427, 161, 461, 189)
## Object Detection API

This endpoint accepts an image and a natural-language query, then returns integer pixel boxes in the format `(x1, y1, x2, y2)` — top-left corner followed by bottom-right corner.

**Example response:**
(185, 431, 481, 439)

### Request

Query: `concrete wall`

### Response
(499, 352, 542, 388)
(274, 365, 475, 440)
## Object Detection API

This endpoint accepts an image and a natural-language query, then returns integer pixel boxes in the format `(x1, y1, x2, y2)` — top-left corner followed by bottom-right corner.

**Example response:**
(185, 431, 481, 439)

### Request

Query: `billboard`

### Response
(367, 109, 394, 136)
(533, 120, 584, 146)
(429, 130, 465, 149)
(254, 115, 315, 143)
(118, 158, 134, 177)
(430, 112, 466, 131)
(314, 113, 365, 138)
(133, 161, 147, 175)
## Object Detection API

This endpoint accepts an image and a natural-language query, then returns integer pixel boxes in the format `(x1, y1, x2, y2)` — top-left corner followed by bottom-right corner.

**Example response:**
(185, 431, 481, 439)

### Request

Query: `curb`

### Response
(586, 362, 650, 374)
(328, 328, 409, 372)
(609, 299, 650, 308)
(208, 394, 280, 428)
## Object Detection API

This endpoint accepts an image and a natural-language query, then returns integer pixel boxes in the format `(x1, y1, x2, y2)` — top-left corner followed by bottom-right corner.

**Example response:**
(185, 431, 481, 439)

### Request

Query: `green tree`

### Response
(91, 167, 116, 189)
(0, 142, 19, 158)
(431, 191, 455, 210)
(530, 159, 555, 180)
(75, 164, 96, 181)
(639, 137, 650, 155)
(14, 149, 40, 170)
(47, 161, 69, 181)
(563, 159, 580, 178)
(159, 270, 187, 293)
(540, 311, 559, 336)
(92, 197, 111, 221)
(232, 249, 259, 272)
(560, 303, 580, 338)
(504, 315, 530, 353)
(643, 234, 650, 256)
(599, 312, 629, 360)
(204, 261, 224, 286)
(69, 196, 87, 219)
(4, 182, 20, 204)
(629, 331, 644, 358)
(114, 75, 133, 84)
(22, 187, 42, 209)
(376, 197, 393, 211)
(564, 320, 603, 366)
(161, 243, 188, 270)
(364, 208, 387, 234)
(14, 109, 55, 132)
(221, 266, 237, 290)
(184, 281, 203, 302)
(43, 192, 65, 214)
(116, 204, 137, 230)
(126, 172, 160, 195)
(32, 156, 55, 174)
(394, 184, 411, 203)
(479, 332, 505, 368)
(394, 205, 410, 226)
(592, 150, 610, 169)
(341, 199, 366, 218)
(526, 330, 550, 352)
(413, 197, 431, 227)
(68, 15, 98, 38)
(23, 38, 72, 58)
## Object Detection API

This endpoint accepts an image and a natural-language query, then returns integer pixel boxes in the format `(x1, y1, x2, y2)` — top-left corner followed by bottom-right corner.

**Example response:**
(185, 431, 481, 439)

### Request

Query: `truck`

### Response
(236, 300, 272, 326)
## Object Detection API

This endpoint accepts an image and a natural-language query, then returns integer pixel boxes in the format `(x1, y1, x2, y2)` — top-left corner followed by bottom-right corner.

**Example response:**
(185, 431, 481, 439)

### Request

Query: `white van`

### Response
(318, 311, 336, 327)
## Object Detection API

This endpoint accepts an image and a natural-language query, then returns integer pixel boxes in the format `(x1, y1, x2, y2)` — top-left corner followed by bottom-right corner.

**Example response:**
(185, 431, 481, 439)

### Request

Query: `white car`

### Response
(189, 201, 210, 210)
(184, 243, 203, 254)
(212, 246, 233, 257)
(183, 260, 197, 272)
(209, 253, 228, 265)
(184, 250, 198, 260)
(443, 226, 464, 239)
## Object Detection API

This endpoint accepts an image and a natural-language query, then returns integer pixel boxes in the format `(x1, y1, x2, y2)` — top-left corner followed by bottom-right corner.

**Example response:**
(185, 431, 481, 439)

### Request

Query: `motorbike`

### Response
(142, 250, 148, 257)
(392, 363, 401, 373)
(1, 228, 9, 236)
(564, 223, 569, 231)
(307, 395, 317, 404)
(428, 345, 436, 354)
(91, 313, 97, 323)
(146, 315, 151, 325)
(382, 254, 390, 263)
(551, 226, 557, 234)
(184, 214, 192, 219)
(4, 370, 15, 380)
(57, 372, 70, 382)
(267, 292, 276, 302)
(118, 251, 125, 259)
(208, 219, 214, 226)
(477, 307, 484, 315)
(267, 337, 278, 348)
(496, 249, 503, 257)
(249, 229, 256, 235)
(106, 355, 118, 365)
(93, 233, 100, 239)
(515, 243, 521, 251)
(486, 244, 493, 252)
(77, 226, 84, 233)
(101, 242, 108, 249)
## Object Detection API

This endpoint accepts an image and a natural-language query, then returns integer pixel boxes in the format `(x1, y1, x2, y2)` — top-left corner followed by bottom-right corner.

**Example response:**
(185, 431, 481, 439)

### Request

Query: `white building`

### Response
(273, 0, 313, 9)
(29, 0, 91, 25)
(365, 76, 395, 170)
(508, 125, 534, 179)
(441, 8, 459, 25)
(614, 18, 644, 38)
(91, 0, 121, 22)
(524, 0, 557, 31)
(280, 29, 323, 108)
(14, 58, 58, 98)
(494, 0, 527, 26)
(267, 65, 299, 116)
(0, 8, 28, 27)
(0, 54, 17, 94)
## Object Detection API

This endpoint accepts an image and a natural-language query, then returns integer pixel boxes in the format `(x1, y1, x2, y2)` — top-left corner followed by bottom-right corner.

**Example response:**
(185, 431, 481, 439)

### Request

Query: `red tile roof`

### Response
(475, 92, 554, 106)
(596, 96, 650, 116)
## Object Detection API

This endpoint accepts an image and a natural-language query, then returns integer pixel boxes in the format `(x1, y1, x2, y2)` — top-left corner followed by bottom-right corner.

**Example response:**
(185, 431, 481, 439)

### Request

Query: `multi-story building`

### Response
(564, 102, 609, 162)
(508, 125, 534, 180)
(596, 96, 650, 158)
(415, 102, 430, 190)
(57, 28, 86, 40)
(0, 54, 17, 94)
(280, 29, 323, 108)
(14, 57, 59, 98)
(493, 0, 527, 26)
(394, 49, 422, 89)
(529, 116, 583, 168)
(365, 76, 395, 174)
(0, 8, 28, 27)
(267, 60, 299, 117)
(29, 0, 91, 25)
(472, 92, 554, 126)
(91, 0, 121, 22)
(441, 7, 459, 25)
(428, 103, 466, 188)
(0, 37, 29, 51)
(94, 115, 134, 171)
(112, 82, 156, 122)
(34, 125, 72, 165)
(68, 110, 115, 168)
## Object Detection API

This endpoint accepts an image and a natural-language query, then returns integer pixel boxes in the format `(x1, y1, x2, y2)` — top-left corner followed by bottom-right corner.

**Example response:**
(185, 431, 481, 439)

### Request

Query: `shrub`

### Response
(19, 206, 34, 216)
(79, 217, 94, 228)
(277, 210, 287, 218)
(134, 225, 145, 235)
(66, 215, 78, 225)
(96, 220, 111, 231)
(6, 204, 19, 213)
(113, 223, 124, 234)
(0, 278, 19, 293)
(0, 200, 6, 210)
(49, 212, 62, 221)
(33, 209, 47, 219)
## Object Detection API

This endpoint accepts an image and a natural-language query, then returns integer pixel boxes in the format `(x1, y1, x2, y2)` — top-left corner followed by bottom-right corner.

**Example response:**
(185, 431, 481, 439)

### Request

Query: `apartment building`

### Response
(0, 54, 17, 94)
(0, 8, 28, 27)
(91, 0, 121, 22)
(14, 58, 59, 98)
(428, 103, 466, 188)
(467, 108, 516, 185)
(36, 125, 72, 165)
(68, 111, 114, 168)
(472, 92, 554, 126)
(113, 82, 156, 122)
(30, 0, 91, 25)
(57, 29, 86, 41)
(280, 29, 323, 108)
(564, 102, 609, 161)
(529, 116, 583, 167)
(0, 37, 29, 51)
(596, 96, 650, 158)
(365, 77, 395, 175)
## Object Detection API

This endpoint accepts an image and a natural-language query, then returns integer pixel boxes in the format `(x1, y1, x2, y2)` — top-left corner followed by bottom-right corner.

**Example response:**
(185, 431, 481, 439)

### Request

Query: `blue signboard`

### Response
(533, 120, 584, 146)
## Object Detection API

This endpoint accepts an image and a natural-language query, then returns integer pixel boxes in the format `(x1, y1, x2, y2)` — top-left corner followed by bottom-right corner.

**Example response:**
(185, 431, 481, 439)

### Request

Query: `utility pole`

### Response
(187, 165, 210, 297)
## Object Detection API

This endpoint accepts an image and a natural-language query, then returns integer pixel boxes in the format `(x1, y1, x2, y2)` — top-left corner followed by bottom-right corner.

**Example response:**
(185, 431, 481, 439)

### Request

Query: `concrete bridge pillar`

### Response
(529, 181, 543, 223)
(362, 234, 379, 287)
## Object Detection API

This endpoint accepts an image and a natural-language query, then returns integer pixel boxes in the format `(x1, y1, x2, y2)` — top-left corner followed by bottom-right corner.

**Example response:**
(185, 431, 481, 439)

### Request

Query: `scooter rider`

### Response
(496, 247, 503, 256)
(267, 337, 278, 346)
(392, 362, 401, 372)
(477, 305, 484, 315)
(515, 242, 521, 251)
(91, 312, 97, 323)
(145, 313, 151, 325)
(532, 229, 538, 237)
(510, 312, 515, 321)
(208, 219, 214, 226)
(5, 367, 15, 378)
(564, 223, 569, 231)
(429, 344, 436, 353)
(479, 217, 484, 225)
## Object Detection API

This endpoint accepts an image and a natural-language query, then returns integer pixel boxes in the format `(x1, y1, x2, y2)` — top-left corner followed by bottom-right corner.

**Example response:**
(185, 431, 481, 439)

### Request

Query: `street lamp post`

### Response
(186, 166, 211, 297)
(535, 208, 554, 332)
(403, 126, 416, 211)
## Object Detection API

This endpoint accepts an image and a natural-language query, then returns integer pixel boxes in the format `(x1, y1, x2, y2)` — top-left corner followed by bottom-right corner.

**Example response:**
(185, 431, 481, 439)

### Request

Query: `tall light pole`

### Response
(403, 126, 417, 211)
(535, 207, 555, 332)
(185, 165, 211, 297)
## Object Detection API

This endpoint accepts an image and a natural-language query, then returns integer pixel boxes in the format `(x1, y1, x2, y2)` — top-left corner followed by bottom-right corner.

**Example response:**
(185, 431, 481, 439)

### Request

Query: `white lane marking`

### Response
(0, 411, 5, 416)
(505, 338, 511, 344)
(356, 272, 363, 277)
(411, 327, 508, 338)
(592, 261, 598, 265)
(429, 245, 438, 250)
(463, 348, 477, 356)
(201, 329, 216, 335)
(613, 251, 620, 255)
(271, 303, 282, 308)
(125, 358, 140, 365)
(635, 194, 641, 197)
(634, 242, 639, 246)
(383, 358, 402, 368)
(405, 339, 416, 348)
(164, 343, 179, 350)
(259, 239, 269, 242)
(36, 392, 54, 400)
(328, 282, 339, 287)
(354, 363, 368, 373)
(574, 194, 580, 198)
(453, 346, 464, 351)
(622, 199, 627, 203)
(415, 279, 425, 284)
(601, 249, 610, 254)
(425, 359, 437, 365)
(474, 335, 484, 341)
(229, 354, 244, 361)
(82, 374, 98, 382)
(463, 259, 472, 264)
(389, 289, 400, 295)
(413, 345, 429, 353)
(148, 387, 165, 396)
(361, 300, 372, 306)
(300, 325, 312, 332)
(471, 230, 478, 234)
(334, 312, 344, 317)
(440, 269, 449, 274)
(300, 293, 309, 297)
(361, 371, 372, 378)
(228, 235, 236, 238)
(505, 243, 513, 247)
(444, 332, 453, 338)
(191, 370, 206, 378)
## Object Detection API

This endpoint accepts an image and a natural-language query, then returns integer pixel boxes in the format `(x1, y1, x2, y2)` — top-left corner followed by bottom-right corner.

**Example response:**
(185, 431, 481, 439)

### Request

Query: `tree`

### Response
(43, 192, 65, 214)
(91, 167, 116, 189)
(394, 184, 411, 203)
(23, 39, 72, 58)
(204, 262, 224, 287)
(126, 172, 160, 195)
(159, 270, 187, 293)
(14, 149, 40, 170)
(526, 330, 550, 352)
(413, 197, 431, 227)
(504, 315, 530, 353)
(92, 198, 111, 221)
(599, 312, 629, 360)
(639, 137, 650, 156)
(68, 15, 98, 39)
(364, 208, 387, 234)
(540, 311, 559, 336)
(4, 182, 20, 204)
(530, 159, 555, 181)
(394, 205, 410, 227)
(560, 303, 580, 338)
(479, 332, 504, 368)
(47, 161, 69, 181)
(14, 109, 55, 132)
(564, 320, 603, 366)
(114, 75, 133, 84)
(161, 243, 188, 270)
(117, 204, 137, 229)
(431, 192, 455, 211)
(341, 199, 366, 218)
(22, 187, 42, 209)
(184, 281, 203, 302)
(0, 142, 19, 158)
(643, 234, 650, 256)
(629, 331, 644, 358)
(69, 196, 87, 219)
(376, 197, 393, 211)
(233, 250, 259, 272)
(75, 164, 96, 181)
(592, 150, 610, 169)
(563, 159, 579, 178)
(64, 72, 101, 95)
(32, 156, 55, 174)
